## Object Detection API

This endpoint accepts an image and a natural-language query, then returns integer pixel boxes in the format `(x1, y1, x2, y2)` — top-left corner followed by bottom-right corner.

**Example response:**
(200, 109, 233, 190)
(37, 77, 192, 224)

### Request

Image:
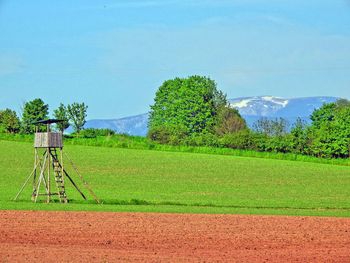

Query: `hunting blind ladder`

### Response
(14, 119, 99, 204)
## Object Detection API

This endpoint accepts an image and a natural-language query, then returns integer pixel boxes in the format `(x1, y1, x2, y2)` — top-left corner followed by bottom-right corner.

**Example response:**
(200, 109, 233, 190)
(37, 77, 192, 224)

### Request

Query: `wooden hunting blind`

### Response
(14, 119, 99, 203)
(34, 132, 63, 148)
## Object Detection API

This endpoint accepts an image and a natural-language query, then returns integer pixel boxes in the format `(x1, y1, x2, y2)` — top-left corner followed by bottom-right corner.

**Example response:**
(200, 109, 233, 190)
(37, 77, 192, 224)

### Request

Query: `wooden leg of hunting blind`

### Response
(41, 172, 49, 195)
(40, 154, 49, 195)
(32, 150, 47, 199)
(47, 147, 51, 203)
(34, 151, 48, 203)
(33, 148, 37, 199)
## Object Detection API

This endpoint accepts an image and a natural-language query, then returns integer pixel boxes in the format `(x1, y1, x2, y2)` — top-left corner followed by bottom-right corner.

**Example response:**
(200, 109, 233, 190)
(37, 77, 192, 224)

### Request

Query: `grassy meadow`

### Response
(0, 139, 350, 217)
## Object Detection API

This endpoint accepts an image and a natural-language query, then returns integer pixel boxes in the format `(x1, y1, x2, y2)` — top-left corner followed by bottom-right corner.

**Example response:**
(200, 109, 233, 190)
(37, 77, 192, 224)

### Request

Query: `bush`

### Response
(261, 135, 293, 153)
(148, 126, 172, 144)
(214, 107, 247, 136)
(148, 126, 188, 145)
(220, 130, 293, 154)
(75, 128, 115, 138)
(220, 130, 255, 150)
(0, 125, 6, 134)
(184, 133, 220, 147)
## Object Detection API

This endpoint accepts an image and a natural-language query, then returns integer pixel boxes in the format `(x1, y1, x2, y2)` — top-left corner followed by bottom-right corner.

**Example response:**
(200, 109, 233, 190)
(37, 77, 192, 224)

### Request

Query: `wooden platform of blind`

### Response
(34, 132, 63, 148)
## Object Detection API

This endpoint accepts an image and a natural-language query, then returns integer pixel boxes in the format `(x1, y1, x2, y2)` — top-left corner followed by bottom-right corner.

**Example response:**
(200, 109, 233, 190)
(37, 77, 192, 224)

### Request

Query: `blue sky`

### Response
(1, 0, 350, 119)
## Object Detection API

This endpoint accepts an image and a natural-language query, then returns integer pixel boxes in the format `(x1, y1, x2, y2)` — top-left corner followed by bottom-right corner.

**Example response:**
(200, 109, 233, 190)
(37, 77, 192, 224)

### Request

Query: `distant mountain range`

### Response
(228, 96, 339, 130)
(85, 96, 339, 136)
(85, 114, 148, 136)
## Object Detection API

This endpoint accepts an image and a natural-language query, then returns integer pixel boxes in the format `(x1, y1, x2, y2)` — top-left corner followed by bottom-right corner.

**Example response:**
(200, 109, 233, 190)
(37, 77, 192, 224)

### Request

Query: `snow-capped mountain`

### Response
(229, 96, 338, 117)
(84, 96, 339, 136)
(229, 96, 289, 116)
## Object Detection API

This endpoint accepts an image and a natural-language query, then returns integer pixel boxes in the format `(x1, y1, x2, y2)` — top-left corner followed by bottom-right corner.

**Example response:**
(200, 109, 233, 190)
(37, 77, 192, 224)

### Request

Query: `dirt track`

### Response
(0, 210, 349, 262)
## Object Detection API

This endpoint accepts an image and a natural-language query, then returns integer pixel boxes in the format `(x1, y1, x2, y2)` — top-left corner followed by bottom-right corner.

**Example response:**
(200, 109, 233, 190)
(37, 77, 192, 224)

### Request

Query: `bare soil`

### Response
(0, 210, 349, 262)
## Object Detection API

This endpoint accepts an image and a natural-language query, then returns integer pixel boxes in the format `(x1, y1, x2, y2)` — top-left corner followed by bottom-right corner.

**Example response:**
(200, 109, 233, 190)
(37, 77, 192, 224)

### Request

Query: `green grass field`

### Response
(1, 140, 350, 217)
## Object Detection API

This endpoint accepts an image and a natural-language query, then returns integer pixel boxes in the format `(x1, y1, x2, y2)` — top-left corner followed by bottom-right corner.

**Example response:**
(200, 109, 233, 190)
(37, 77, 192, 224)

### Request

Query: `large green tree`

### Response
(21, 98, 49, 134)
(53, 103, 70, 132)
(307, 99, 350, 158)
(148, 76, 228, 140)
(67, 102, 88, 133)
(309, 102, 336, 129)
(0, 108, 20, 133)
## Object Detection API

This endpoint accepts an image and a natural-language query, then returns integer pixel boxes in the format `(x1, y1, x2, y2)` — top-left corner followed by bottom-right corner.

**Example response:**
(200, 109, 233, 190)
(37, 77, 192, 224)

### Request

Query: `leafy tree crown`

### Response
(148, 75, 228, 136)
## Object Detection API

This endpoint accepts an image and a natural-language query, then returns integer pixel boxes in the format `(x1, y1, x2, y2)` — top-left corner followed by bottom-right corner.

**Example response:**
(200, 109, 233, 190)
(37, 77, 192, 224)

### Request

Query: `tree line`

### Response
(2, 76, 349, 159)
(0, 98, 87, 134)
(148, 75, 350, 159)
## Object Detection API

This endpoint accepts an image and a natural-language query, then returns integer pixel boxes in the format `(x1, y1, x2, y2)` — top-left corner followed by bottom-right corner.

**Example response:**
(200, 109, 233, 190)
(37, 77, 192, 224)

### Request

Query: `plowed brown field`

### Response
(0, 210, 349, 262)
